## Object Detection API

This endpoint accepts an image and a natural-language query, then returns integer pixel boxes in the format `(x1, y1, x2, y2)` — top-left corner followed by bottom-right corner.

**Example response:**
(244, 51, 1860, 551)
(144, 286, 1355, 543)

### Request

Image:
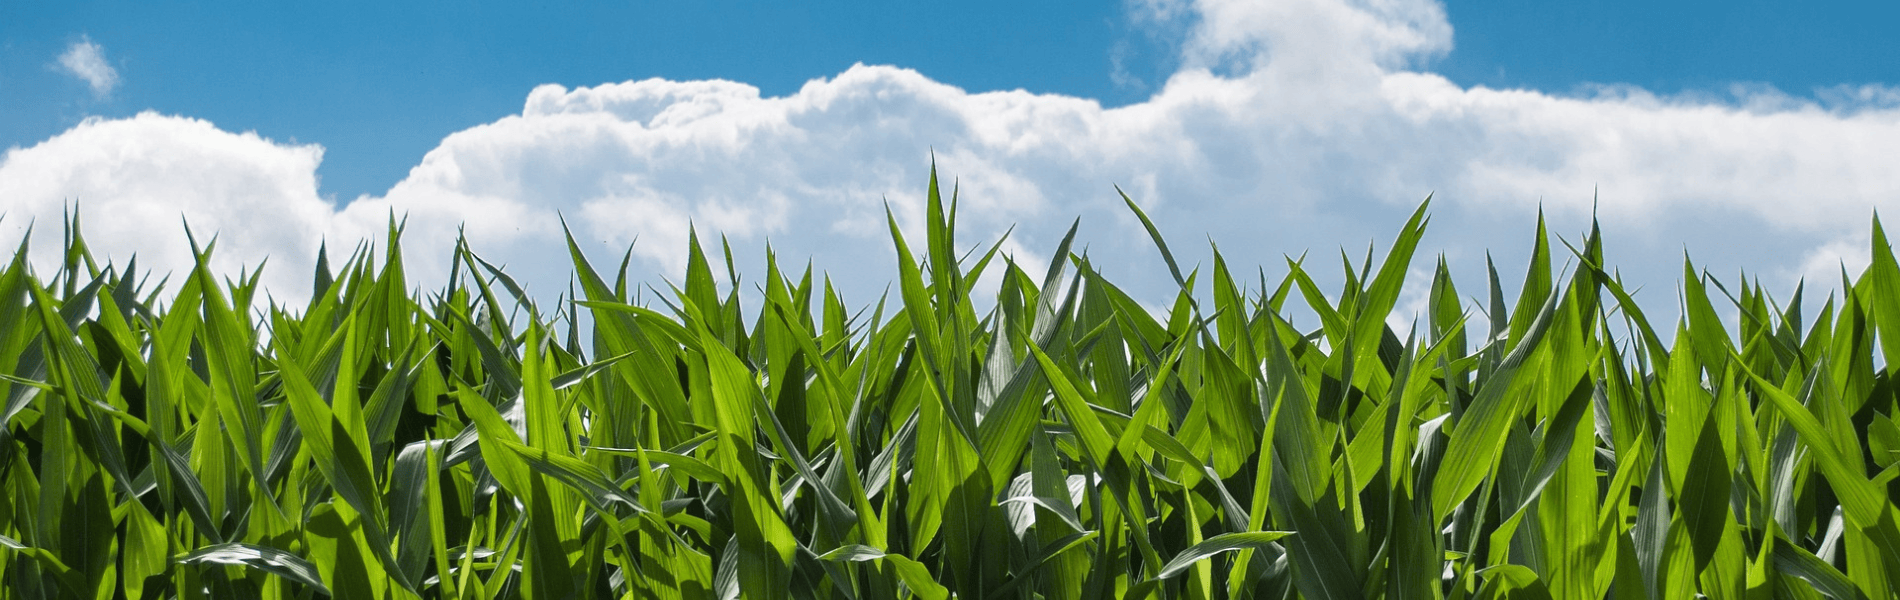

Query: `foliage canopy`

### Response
(3, 169, 1898, 599)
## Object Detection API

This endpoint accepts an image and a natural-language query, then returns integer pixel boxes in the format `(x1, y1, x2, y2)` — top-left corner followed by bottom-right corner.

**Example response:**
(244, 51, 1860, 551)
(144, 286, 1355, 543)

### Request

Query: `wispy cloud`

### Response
(57, 36, 120, 98)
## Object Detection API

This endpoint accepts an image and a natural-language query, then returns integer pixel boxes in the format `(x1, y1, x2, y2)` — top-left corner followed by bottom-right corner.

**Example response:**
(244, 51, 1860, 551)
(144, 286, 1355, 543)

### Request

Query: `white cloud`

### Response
(6, 0, 1900, 322)
(56, 36, 119, 98)
(0, 113, 342, 302)
(1791, 231, 1870, 292)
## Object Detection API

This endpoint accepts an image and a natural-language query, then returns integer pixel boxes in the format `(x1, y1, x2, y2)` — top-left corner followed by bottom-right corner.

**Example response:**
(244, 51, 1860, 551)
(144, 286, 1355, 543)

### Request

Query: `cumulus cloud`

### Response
(5, 0, 1899, 322)
(56, 37, 120, 98)
(0, 113, 342, 301)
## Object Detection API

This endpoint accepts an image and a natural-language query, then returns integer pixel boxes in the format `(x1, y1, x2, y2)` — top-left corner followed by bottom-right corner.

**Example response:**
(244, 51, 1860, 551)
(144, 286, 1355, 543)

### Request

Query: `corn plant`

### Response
(2, 167, 1898, 599)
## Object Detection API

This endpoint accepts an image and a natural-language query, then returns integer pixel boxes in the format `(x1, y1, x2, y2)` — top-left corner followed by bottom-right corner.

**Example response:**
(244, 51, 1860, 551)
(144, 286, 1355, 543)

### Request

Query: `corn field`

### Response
(3, 169, 1899, 599)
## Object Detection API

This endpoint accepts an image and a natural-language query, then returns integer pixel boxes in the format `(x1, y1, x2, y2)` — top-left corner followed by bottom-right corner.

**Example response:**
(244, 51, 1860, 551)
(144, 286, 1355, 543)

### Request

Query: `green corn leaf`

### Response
(1677, 409, 1732, 573)
(1154, 531, 1295, 579)
(1476, 564, 1554, 600)
(1119, 187, 1191, 296)
(1864, 214, 1900, 373)
(1028, 343, 1115, 468)
(175, 543, 332, 596)
(18, 182, 1900, 599)
(982, 530, 1098, 598)
(278, 333, 418, 593)
(1349, 197, 1429, 388)
(1432, 281, 1562, 521)
(1773, 535, 1869, 600)
(0, 533, 92, 597)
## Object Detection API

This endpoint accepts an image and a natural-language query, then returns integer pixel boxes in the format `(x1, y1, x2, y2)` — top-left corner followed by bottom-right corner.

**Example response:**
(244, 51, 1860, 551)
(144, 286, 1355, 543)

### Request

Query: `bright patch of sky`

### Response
(1434, 0, 1900, 97)
(3, 1, 1174, 203)
(2, 0, 1898, 326)
(8, 1, 1892, 206)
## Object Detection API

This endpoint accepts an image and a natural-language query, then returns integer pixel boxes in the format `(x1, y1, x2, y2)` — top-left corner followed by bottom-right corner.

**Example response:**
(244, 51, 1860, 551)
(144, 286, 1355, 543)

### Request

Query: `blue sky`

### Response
(3, 1, 1169, 202)
(1435, 0, 1898, 94)
(3, 0, 1899, 318)
(6, 0, 1894, 203)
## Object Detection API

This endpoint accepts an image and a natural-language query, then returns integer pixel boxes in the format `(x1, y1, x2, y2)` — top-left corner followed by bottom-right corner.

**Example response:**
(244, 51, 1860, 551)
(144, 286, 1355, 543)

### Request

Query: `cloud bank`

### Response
(6, 0, 1899, 323)
(56, 37, 120, 98)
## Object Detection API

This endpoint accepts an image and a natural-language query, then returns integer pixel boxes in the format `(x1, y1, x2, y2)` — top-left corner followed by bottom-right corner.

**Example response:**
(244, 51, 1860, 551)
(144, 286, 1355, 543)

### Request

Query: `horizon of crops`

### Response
(4, 167, 1900, 599)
